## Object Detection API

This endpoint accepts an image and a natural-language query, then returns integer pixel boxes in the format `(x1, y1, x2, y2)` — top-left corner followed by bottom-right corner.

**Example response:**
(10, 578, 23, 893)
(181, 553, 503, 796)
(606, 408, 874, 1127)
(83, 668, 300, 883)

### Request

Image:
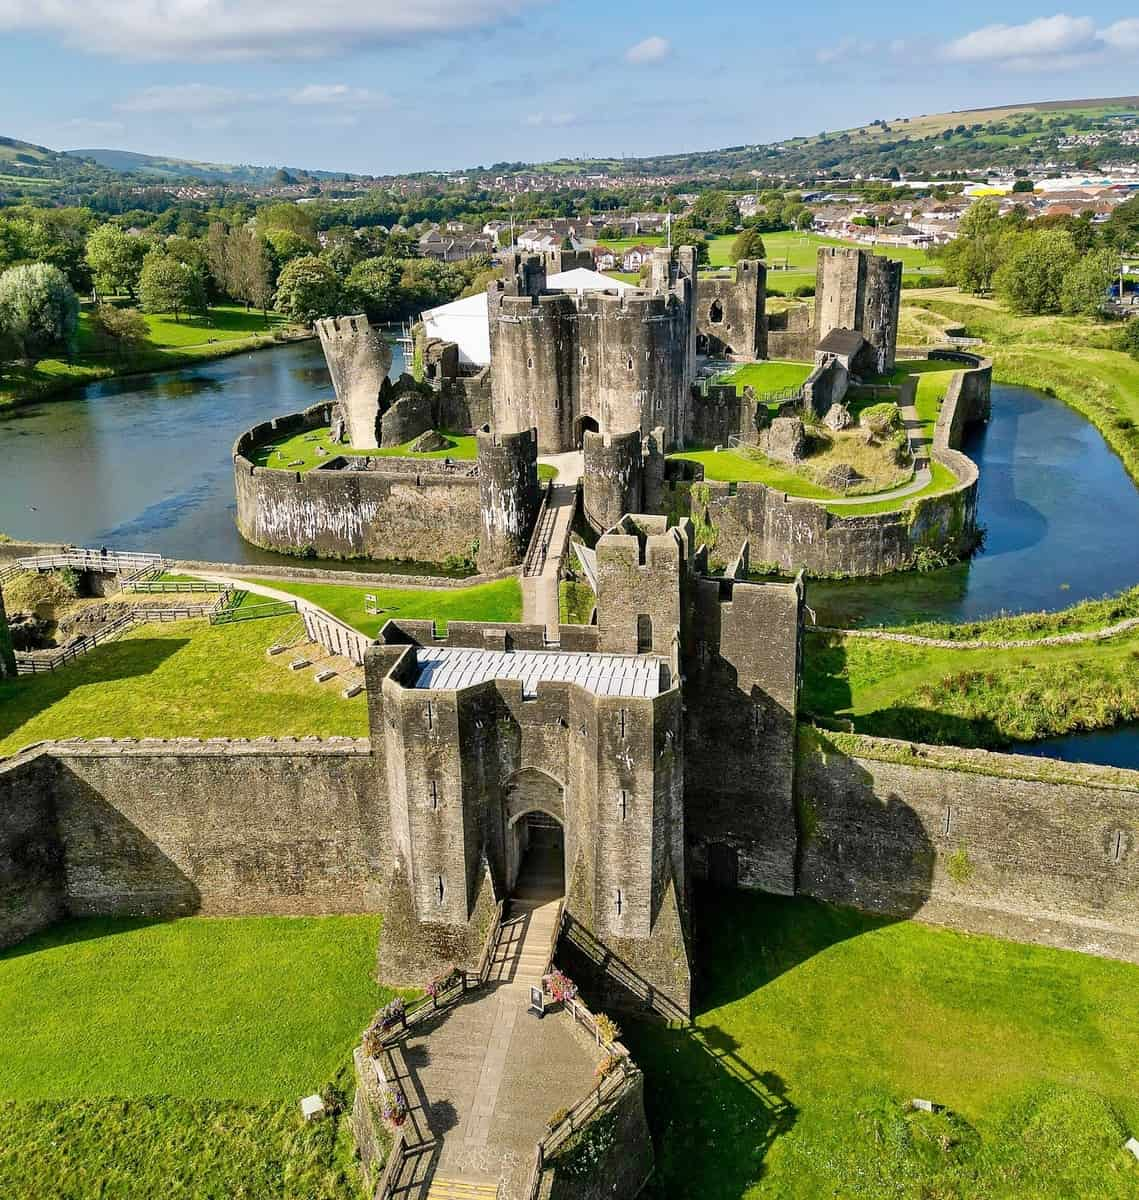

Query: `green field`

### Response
(0, 915, 389, 1198)
(713, 360, 814, 396)
(667, 447, 837, 495)
(1, 304, 299, 408)
(0, 616, 366, 757)
(801, 626, 1139, 746)
(242, 575, 523, 637)
(630, 890, 1139, 1200)
(759, 230, 940, 288)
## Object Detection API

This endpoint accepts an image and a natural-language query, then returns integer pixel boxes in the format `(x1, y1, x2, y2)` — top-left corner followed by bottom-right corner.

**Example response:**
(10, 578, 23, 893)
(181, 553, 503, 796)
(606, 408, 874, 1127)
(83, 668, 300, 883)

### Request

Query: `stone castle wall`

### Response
(2, 739, 382, 928)
(233, 405, 483, 565)
(671, 355, 992, 575)
(796, 729, 1139, 963)
(694, 260, 766, 359)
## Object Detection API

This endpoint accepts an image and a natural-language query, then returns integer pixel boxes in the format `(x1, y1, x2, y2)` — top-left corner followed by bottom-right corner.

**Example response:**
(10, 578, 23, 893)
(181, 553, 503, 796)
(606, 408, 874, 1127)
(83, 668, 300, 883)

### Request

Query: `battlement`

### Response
(476, 425, 540, 572)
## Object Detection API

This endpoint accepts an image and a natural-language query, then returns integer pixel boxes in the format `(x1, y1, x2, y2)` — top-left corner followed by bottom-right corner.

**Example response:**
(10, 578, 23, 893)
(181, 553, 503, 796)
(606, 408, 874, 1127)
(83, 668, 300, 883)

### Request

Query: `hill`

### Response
(498, 95, 1139, 180)
(64, 147, 355, 185)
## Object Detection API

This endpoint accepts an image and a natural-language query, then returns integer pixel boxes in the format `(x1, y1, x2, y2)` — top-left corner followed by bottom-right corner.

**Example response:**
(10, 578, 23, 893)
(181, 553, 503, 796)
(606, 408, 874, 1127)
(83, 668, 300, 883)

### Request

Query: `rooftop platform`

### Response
(409, 646, 667, 698)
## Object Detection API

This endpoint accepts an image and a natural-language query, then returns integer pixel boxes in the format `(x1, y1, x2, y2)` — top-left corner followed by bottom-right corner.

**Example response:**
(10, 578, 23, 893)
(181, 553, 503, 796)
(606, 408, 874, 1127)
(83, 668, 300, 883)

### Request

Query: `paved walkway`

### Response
(523, 458, 582, 638)
(406, 852, 596, 1200)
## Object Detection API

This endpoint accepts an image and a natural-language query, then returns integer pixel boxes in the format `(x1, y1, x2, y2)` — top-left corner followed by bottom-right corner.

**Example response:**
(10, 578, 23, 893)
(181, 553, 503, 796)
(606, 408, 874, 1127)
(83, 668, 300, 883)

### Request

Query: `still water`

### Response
(0, 339, 401, 565)
(1007, 724, 1139, 771)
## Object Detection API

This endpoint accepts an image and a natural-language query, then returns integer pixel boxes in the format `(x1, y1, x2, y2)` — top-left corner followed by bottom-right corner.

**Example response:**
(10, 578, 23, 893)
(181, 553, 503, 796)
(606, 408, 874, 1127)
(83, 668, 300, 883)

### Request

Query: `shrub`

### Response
(594, 1053, 623, 1081)
(547, 1106, 570, 1131)
(0, 262, 79, 363)
(1119, 319, 1139, 362)
(594, 1013, 621, 1045)
(946, 845, 974, 885)
(378, 1084, 408, 1127)
(859, 402, 901, 438)
(377, 997, 405, 1029)
(545, 970, 577, 1003)
(426, 967, 463, 998)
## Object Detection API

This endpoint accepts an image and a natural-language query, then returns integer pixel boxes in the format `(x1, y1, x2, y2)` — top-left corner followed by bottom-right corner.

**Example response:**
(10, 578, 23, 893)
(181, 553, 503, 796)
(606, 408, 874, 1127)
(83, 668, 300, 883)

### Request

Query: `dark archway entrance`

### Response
(511, 811, 565, 902)
(574, 414, 599, 450)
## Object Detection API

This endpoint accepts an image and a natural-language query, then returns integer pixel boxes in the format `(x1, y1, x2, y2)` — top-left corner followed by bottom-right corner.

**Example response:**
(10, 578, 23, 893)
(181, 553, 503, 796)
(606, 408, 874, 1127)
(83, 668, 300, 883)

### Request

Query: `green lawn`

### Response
(242, 576, 523, 637)
(759, 230, 941, 287)
(627, 891, 1139, 1200)
(0, 915, 389, 1198)
(1, 305, 299, 408)
(0, 616, 367, 757)
(714, 360, 814, 396)
(667, 448, 837, 496)
(801, 626, 1139, 747)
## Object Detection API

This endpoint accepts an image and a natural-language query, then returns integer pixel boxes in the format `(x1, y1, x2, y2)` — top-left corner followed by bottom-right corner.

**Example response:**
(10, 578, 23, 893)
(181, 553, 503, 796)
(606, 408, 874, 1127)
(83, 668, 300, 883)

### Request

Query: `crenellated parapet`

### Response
(315, 314, 391, 450)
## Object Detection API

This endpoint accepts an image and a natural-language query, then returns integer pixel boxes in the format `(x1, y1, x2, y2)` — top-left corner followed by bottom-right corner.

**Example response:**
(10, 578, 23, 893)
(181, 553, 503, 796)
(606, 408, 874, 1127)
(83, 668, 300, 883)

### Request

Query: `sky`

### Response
(0, 2, 1137, 175)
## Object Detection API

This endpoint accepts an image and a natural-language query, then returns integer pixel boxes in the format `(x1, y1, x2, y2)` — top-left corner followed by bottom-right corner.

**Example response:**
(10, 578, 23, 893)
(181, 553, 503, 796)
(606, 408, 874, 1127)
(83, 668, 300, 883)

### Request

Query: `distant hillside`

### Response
(0, 134, 74, 168)
(502, 95, 1139, 180)
(64, 147, 355, 185)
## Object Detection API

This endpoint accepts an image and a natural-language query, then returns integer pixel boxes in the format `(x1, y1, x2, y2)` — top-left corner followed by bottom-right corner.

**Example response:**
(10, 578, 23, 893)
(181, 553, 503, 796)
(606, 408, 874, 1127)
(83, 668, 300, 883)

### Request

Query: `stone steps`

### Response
(427, 1177, 499, 1199)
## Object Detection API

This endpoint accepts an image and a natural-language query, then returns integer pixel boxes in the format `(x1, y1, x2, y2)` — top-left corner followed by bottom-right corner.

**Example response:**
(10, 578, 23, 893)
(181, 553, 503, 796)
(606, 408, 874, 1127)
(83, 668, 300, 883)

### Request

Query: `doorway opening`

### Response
(511, 811, 565, 902)
(574, 414, 600, 450)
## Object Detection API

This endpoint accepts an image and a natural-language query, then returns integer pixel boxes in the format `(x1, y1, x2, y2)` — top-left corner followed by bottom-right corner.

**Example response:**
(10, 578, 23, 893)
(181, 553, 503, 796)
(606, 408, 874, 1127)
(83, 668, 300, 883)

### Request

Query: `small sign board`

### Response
(364, 594, 378, 614)
(528, 985, 545, 1018)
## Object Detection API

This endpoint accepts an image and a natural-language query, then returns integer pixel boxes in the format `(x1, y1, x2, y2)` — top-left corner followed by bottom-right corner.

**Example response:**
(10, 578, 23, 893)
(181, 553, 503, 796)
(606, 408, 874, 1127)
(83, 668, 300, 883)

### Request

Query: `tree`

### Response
(1011, 179, 1035, 193)
(1104, 196, 1139, 251)
(1059, 249, 1117, 317)
(89, 304, 149, 357)
(937, 198, 1004, 294)
(1120, 318, 1139, 361)
(731, 226, 767, 262)
(670, 221, 709, 264)
(345, 257, 400, 322)
(0, 262, 79, 363)
(274, 254, 341, 324)
(994, 229, 1078, 315)
(85, 225, 147, 299)
(264, 228, 314, 268)
(256, 202, 318, 245)
(138, 251, 207, 322)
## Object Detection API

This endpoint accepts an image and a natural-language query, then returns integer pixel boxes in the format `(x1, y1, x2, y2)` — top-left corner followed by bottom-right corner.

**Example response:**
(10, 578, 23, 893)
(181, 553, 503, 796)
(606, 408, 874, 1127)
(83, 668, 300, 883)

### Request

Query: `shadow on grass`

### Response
(0, 915, 176, 962)
(0, 636, 188, 749)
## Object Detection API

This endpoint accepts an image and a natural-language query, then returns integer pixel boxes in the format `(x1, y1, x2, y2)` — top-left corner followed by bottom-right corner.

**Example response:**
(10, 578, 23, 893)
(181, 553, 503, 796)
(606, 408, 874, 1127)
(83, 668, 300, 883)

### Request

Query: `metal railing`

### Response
(15, 550, 162, 575)
(119, 579, 230, 594)
(522, 481, 556, 578)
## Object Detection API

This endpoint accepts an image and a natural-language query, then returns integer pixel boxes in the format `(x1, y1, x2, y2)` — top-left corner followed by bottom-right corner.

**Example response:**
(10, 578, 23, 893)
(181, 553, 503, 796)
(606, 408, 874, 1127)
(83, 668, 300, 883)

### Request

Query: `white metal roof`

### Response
(421, 268, 635, 367)
(410, 646, 663, 698)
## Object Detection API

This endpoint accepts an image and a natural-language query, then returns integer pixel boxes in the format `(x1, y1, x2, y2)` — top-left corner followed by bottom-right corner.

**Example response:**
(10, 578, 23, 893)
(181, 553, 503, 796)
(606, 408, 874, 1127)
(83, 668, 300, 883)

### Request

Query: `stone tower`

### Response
(814, 247, 902, 375)
(0, 587, 15, 679)
(582, 429, 644, 535)
(488, 249, 697, 454)
(314, 314, 391, 450)
(476, 426, 540, 573)
(694, 258, 767, 359)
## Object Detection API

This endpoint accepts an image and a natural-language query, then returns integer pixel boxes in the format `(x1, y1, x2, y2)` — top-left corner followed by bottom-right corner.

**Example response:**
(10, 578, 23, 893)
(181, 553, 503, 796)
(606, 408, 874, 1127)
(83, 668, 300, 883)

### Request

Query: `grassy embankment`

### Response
(802, 623, 1139, 747)
(249, 425, 557, 481)
(240, 576, 523, 637)
(0, 915, 390, 1198)
(629, 889, 1139, 1200)
(0, 304, 301, 409)
(900, 288, 1139, 489)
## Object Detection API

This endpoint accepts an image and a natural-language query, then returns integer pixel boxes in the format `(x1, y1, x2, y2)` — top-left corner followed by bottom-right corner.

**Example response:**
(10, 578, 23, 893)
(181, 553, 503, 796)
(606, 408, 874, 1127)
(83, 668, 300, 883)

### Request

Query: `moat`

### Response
(3, 349, 1139, 620)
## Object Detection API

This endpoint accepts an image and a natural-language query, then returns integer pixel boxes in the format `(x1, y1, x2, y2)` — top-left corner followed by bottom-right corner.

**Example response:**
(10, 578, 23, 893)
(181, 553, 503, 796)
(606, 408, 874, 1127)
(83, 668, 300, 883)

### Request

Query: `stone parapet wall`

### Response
(796, 728, 1139, 962)
(234, 407, 482, 565)
(4, 738, 384, 921)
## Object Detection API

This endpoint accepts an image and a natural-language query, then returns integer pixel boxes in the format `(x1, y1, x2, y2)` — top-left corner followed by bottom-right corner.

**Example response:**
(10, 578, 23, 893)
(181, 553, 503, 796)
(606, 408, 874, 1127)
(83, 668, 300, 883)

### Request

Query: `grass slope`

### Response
(0, 304, 298, 409)
(714, 360, 814, 396)
(802, 627, 1139, 746)
(0, 915, 389, 1199)
(0, 616, 366, 757)
(627, 891, 1139, 1200)
(243, 576, 523, 637)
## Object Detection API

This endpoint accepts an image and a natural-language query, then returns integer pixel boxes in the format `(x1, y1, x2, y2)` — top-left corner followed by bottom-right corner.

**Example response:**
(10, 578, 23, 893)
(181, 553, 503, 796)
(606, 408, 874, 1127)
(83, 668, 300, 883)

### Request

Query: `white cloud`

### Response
(57, 117, 126, 136)
(1102, 18, 1139, 51)
(523, 111, 576, 127)
(625, 35, 670, 64)
(0, 0, 541, 60)
(943, 14, 1097, 63)
(816, 36, 871, 64)
(115, 83, 247, 113)
(289, 83, 389, 107)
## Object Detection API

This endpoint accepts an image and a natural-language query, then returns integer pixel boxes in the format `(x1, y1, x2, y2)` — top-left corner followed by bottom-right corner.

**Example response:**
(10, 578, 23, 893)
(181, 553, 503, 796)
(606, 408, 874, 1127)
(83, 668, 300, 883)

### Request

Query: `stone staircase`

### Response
(427, 1178, 500, 1199)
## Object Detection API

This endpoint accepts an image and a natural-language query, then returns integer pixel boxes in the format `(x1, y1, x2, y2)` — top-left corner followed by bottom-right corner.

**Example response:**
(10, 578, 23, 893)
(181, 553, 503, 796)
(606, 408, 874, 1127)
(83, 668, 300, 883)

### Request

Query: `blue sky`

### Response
(0, 3, 1136, 174)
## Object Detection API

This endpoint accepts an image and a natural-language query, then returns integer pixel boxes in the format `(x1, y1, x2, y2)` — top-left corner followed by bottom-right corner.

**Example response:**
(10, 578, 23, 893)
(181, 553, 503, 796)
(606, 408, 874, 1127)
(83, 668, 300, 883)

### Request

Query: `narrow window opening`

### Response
(425, 700, 435, 731)
(943, 807, 953, 837)
(615, 889, 623, 917)
(1114, 830, 1125, 863)
(626, 355, 633, 372)
(430, 780, 439, 810)
(436, 875, 445, 904)
(709, 299, 724, 324)
(526, 354, 534, 369)
(618, 790, 629, 821)
(636, 614, 653, 654)
(618, 708, 628, 739)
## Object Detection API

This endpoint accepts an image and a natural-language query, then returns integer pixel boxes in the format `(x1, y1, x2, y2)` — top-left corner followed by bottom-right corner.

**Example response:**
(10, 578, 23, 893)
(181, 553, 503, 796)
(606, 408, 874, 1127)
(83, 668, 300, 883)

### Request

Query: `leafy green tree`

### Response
(1104, 196, 1139, 251)
(321, 226, 362, 276)
(256, 202, 318, 245)
(670, 220, 709, 264)
(937, 198, 1004, 293)
(1059, 250, 1117, 317)
(138, 251, 207, 322)
(398, 258, 466, 310)
(994, 229, 1078, 315)
(1120, 318, 1139, 361)
(731, 226, 768, 262)
(1011, 179, 1035, 193)
(89, 304, 149, 357)
(345, 257, 400, 322)
(85, 225, 147, 299)
(274, 254, 341, 324)
(0, 262, 79, 363)
(264, 228, 314, 268)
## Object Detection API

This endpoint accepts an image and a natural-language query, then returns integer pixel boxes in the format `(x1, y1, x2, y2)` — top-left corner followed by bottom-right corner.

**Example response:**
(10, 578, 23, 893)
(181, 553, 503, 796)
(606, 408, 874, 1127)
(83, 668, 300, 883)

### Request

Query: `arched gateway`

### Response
(503, 767, 566, 900)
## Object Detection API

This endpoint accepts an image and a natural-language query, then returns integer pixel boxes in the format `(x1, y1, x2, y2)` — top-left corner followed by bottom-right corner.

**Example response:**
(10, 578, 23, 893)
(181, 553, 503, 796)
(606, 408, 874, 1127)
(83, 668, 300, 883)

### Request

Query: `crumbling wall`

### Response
(315, 315, 390, 450)
(796, 729, 1139, 963)
(695, 259, 766, 358)
(476, 427, 540, 572)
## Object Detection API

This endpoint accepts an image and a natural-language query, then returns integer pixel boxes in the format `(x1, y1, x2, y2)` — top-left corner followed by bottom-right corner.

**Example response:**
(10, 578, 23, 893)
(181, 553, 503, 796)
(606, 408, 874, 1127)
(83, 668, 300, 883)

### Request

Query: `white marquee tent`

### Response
(421, 267, 635, 368)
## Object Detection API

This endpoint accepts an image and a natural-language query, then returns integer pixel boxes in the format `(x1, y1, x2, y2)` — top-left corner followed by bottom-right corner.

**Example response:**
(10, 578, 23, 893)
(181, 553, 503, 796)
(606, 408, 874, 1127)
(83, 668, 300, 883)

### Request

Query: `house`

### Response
(592, 246, 618, 271)
(621, 244, 656, 271)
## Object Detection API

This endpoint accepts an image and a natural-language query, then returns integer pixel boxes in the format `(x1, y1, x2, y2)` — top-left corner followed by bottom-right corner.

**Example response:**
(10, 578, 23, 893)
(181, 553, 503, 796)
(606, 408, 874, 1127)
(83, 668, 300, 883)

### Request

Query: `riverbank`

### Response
(901, 289, 1139, 489)
(0, 304, 311, 411)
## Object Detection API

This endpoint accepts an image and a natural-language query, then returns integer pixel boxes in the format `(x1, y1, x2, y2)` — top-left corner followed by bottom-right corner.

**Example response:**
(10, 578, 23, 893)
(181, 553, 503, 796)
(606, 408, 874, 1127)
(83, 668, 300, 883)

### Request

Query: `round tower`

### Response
(314, 314, 390, 450)
(582, 429, 644, 533)
(477, 426, 541, 572)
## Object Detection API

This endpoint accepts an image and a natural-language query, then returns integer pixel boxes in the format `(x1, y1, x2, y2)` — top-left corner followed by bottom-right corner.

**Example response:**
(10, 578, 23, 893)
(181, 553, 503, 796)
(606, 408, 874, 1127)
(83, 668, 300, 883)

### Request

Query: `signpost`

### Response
(528, 985, 545, 1018)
